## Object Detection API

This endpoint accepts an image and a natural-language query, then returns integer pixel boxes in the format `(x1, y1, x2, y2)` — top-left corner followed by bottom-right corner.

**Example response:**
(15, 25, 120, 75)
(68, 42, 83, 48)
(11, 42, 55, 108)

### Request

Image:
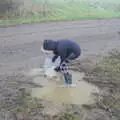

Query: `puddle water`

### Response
(29, 68, 99, 105)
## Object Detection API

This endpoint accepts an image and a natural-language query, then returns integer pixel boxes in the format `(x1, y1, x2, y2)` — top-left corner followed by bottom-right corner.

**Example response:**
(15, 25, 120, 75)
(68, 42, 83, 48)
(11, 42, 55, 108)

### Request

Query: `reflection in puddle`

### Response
(30, 68, 99, 105)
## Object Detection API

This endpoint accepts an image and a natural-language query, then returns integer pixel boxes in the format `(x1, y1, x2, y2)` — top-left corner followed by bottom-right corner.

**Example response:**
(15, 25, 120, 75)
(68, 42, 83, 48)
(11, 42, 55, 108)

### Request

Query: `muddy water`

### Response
(29, 68, 99, 105)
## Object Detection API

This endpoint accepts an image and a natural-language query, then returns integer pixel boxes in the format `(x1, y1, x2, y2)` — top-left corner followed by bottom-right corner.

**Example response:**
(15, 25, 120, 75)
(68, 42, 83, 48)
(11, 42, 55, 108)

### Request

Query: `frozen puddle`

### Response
(29, 68, 99, 105)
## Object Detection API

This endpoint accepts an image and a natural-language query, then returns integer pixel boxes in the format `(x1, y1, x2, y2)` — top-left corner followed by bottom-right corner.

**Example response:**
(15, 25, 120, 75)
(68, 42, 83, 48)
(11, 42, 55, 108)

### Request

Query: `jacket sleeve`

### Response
(58, 48, 68, 65)
(52, 55, 58, 63)
(60, 52, 77, 64)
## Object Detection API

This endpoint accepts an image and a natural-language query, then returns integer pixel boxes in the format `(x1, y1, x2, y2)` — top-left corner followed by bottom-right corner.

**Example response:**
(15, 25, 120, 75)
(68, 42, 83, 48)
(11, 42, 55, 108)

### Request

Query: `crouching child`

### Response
(42, 39, 81, 87)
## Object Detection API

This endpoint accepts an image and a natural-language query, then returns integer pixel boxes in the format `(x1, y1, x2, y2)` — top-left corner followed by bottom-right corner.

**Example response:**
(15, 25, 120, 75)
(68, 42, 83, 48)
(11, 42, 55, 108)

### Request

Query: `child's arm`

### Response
(52, 55, 58, 63)
(60, 51, 78, 64)
(59, 48, 68, 65)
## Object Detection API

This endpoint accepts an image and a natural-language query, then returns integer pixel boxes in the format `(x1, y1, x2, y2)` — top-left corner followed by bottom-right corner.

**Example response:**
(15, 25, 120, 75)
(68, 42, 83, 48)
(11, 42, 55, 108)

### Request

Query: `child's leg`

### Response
(60, 61, 72, 85)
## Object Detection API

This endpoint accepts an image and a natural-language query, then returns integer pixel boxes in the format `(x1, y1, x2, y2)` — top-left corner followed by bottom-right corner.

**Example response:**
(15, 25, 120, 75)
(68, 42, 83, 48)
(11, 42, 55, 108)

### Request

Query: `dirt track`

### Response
(0, 19, 120, 120)
(0, 18, 120, 75)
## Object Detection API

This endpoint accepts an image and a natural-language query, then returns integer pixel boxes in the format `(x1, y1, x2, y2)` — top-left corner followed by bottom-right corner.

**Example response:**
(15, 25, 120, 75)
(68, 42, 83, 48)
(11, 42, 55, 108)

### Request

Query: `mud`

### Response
(0, 19, 120, 120)
(30, 70, 99, 105)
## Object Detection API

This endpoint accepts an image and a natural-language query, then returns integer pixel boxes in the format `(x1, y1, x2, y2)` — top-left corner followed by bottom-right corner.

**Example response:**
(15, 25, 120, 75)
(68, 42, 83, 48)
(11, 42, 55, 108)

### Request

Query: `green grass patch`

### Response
(0, 2, 120, 27)
(53, 112, 80, 120)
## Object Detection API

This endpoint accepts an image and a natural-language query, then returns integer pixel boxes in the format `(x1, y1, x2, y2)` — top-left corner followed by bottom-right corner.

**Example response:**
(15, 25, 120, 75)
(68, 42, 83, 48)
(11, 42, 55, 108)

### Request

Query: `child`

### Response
(42, 39, 81, 87)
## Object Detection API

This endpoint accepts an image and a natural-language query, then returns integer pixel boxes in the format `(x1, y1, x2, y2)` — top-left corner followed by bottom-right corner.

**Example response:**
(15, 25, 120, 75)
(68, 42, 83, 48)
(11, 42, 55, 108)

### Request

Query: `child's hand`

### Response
(52, 55, 58, 63)
(65, 59, 70, 63)
(54, 66, 60, 72)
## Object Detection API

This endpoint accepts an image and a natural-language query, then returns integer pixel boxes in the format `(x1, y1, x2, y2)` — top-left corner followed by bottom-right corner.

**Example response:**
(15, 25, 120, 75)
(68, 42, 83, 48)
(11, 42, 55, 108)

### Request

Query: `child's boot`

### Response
(62, 73, 76, 87)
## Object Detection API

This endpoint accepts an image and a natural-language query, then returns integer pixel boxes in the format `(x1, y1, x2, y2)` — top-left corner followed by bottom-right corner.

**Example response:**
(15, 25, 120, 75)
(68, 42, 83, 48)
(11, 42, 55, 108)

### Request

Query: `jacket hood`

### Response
(43, 40, 57, 51)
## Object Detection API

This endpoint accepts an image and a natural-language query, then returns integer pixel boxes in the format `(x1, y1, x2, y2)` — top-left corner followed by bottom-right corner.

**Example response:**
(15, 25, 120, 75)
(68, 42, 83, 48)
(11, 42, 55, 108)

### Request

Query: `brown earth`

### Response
(0, 19, 120, 120)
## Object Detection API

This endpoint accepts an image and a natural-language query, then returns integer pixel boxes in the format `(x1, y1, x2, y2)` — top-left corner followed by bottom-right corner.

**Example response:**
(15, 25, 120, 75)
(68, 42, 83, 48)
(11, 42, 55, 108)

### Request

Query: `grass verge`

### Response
(0, 2, 120, 27)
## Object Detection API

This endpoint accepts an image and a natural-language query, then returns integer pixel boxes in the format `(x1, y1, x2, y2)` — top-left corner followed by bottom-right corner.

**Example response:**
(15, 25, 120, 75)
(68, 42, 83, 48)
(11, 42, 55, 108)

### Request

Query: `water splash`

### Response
(30, 71, 99, 105)
(27, 57, 99, 105)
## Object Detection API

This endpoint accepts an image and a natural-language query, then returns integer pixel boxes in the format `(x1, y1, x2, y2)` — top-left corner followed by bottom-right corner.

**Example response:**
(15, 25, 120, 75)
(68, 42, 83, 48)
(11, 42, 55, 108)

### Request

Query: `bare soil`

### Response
(0, 19, 120, 120)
